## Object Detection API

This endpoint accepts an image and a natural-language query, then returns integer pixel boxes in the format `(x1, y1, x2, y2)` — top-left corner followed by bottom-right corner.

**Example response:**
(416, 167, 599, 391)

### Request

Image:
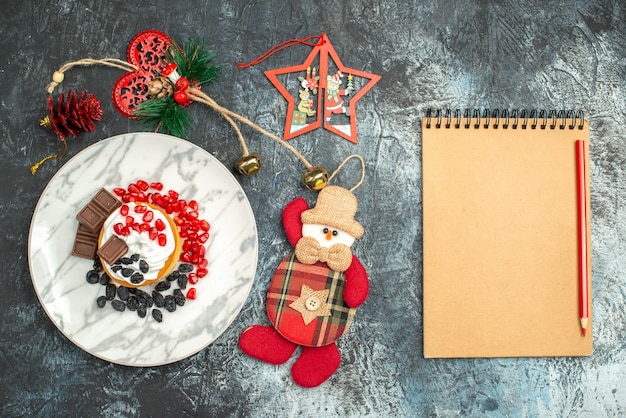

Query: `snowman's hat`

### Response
(301, 185, 364, 238)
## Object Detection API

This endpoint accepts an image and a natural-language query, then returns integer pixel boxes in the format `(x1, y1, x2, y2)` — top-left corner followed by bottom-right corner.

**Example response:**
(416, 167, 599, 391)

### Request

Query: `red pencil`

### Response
(575, 139, 589, 336)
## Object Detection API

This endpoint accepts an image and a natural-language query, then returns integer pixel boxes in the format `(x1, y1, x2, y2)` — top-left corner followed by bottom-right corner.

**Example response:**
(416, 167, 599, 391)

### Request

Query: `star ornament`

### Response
(289, 285, 332, 325)
(265, 33, 381, 144)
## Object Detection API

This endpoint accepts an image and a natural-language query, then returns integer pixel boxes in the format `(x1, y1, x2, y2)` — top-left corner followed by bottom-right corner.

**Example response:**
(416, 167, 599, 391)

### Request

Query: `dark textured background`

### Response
(1, 0, 625, 416)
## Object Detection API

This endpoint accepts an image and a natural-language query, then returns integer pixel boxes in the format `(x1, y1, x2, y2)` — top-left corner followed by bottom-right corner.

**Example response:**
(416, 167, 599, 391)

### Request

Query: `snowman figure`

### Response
(239, 185, 369, 387)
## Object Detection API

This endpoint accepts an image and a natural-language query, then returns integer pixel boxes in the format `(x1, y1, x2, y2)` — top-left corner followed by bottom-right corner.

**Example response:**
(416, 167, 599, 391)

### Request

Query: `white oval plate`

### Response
(28, 133, 258, 366)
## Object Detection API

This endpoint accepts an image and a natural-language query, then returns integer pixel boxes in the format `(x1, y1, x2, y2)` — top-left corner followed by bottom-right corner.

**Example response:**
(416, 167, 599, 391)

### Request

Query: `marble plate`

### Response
(28, 133, 258, 366)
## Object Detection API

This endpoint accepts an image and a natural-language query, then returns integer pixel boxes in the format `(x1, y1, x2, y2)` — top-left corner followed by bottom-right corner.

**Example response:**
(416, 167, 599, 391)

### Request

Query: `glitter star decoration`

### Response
(289, 285, 332, 325)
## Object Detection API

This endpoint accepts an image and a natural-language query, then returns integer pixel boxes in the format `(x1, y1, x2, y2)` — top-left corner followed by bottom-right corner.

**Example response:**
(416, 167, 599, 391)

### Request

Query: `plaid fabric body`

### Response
(267, 252, 356, 347)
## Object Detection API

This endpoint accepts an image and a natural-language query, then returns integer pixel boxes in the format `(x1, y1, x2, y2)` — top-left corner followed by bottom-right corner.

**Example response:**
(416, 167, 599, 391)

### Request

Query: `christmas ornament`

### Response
(239, 155, 368, 388)
(31, 89, 103, 174)
(238, 33, 381, 144)
(111, 30, 219, 137)
(38, 30, 376, 192)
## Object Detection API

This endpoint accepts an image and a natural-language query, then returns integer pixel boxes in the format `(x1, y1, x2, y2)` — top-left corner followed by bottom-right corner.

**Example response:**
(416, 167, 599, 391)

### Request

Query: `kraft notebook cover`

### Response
(422, 109, 592, 358)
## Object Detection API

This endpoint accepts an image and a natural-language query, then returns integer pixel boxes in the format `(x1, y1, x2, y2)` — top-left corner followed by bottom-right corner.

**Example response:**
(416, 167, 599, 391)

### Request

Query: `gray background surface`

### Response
(1, 0, 625, 416)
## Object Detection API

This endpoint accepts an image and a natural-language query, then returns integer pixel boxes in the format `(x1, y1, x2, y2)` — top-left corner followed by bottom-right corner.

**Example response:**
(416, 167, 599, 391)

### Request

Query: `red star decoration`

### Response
(265, 34, 380, 144)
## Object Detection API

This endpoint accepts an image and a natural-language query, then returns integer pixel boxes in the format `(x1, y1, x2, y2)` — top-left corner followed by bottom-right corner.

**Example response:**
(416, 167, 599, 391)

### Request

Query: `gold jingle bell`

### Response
(236, 153, 262, 176)
(302, 166, 328, 190)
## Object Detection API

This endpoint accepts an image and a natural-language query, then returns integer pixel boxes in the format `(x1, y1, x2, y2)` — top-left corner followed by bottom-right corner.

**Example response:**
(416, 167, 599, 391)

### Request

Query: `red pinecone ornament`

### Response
(41, 89, 103, 140)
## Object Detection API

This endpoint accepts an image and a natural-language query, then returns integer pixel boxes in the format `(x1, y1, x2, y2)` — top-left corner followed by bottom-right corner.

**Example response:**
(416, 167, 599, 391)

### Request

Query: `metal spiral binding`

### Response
(425, 108, 585, 130)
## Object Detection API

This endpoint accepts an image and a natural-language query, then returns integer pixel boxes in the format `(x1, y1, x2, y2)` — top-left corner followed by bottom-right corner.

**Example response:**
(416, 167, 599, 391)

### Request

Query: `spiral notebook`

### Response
(422, 109, 592, 358)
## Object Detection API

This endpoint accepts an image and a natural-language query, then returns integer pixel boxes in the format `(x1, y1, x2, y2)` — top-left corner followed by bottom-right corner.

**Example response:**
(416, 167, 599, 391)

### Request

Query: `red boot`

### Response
(238, 325, 298, 364)
(291, 343, 341, 388)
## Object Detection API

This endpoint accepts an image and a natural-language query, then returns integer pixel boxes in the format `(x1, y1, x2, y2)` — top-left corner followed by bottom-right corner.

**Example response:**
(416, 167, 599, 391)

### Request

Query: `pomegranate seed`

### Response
(131, 223, 142, 232)
(128, 183, 141, 194)
(187, 232, 198, 241)
(165, 204, 174, 214)
(150, 182, 163, 191)
(120, 204, 129, 216)
(181, 252, 192, 263)
(143, 210, 154, 222)
(149, 227, 158, 240)
(158, 234, 167, 246)
(197, 246, 206, 258)
(136, 180, 149, 191)
(141, 222, 151, 231)
(134, 192, 147, 202)
(174, 216, 185, 226)
(186, 288, 196, 300)
(125, 216, 135, 226)
(188, 200, 198, 211)
(198, 258, 208, 269)
(188, 273, 198, 284)
(187, 210, 199, 220)
(199, 220, 210, 231)
(122, 193, 135, 203)
(113, 223, 125, 235)
(113, 188, 126, 197)
(168, 190, 179, 200)
(191, 253, 200, 264)
(178, 199, 187, 212)
(183, 240, 192, 252)
(198, 233, 209, 243)
(134, 205, 147, 213)
(197, 268, 208, 278)
(121, 226, 130, 236)
(155, 218, 166, 231)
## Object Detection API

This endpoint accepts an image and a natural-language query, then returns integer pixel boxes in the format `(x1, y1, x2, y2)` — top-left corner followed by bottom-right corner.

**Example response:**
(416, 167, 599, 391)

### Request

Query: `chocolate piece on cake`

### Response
(76, 188, 122, 233)
(71, 223, 100, 259)
(97, 235, 129, 265)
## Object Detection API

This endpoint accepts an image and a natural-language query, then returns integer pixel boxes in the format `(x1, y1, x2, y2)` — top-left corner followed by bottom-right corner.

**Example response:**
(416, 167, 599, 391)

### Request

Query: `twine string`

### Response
(186, 89, 313, 168)
(46, 58, 137, 93)
(328, 154, 366, 192)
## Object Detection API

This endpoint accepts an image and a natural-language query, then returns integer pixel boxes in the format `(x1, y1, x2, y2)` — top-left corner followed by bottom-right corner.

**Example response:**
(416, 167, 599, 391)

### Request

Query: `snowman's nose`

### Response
(325, 229, 334, 240)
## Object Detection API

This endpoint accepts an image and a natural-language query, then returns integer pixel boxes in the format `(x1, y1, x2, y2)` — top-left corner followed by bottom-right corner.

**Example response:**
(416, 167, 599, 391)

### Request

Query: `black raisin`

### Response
(105, 283, 116, 300)
(86, 270, 100, 284)
(127, 295, 139, 311)
(135, 290, 153, 307)
(139, 260, 149, 273)
(152, 291, 165, 308)
(130, 272, 144, 284)
(117, 286, 130, 301)
(137, 304, 147, 318)
(173, 289, 185, 306)
(99, 273, 111, 285)
(111, 300, 126, 312)
(164, 295, 176, 312)
(177, 274, 188, 290)
(96, 296, 107, 308)
(152, 308, 163, 322)
(155, 281, 170, 292)
(111, 265, 122, 272)
(167, 270, 180, 281)
(130, 253, 140, 262)
(93, 258, 103, 272)
(121, 268, 134, 277)
(179, 263, 193, 273)
(120, 257, 133, 265)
